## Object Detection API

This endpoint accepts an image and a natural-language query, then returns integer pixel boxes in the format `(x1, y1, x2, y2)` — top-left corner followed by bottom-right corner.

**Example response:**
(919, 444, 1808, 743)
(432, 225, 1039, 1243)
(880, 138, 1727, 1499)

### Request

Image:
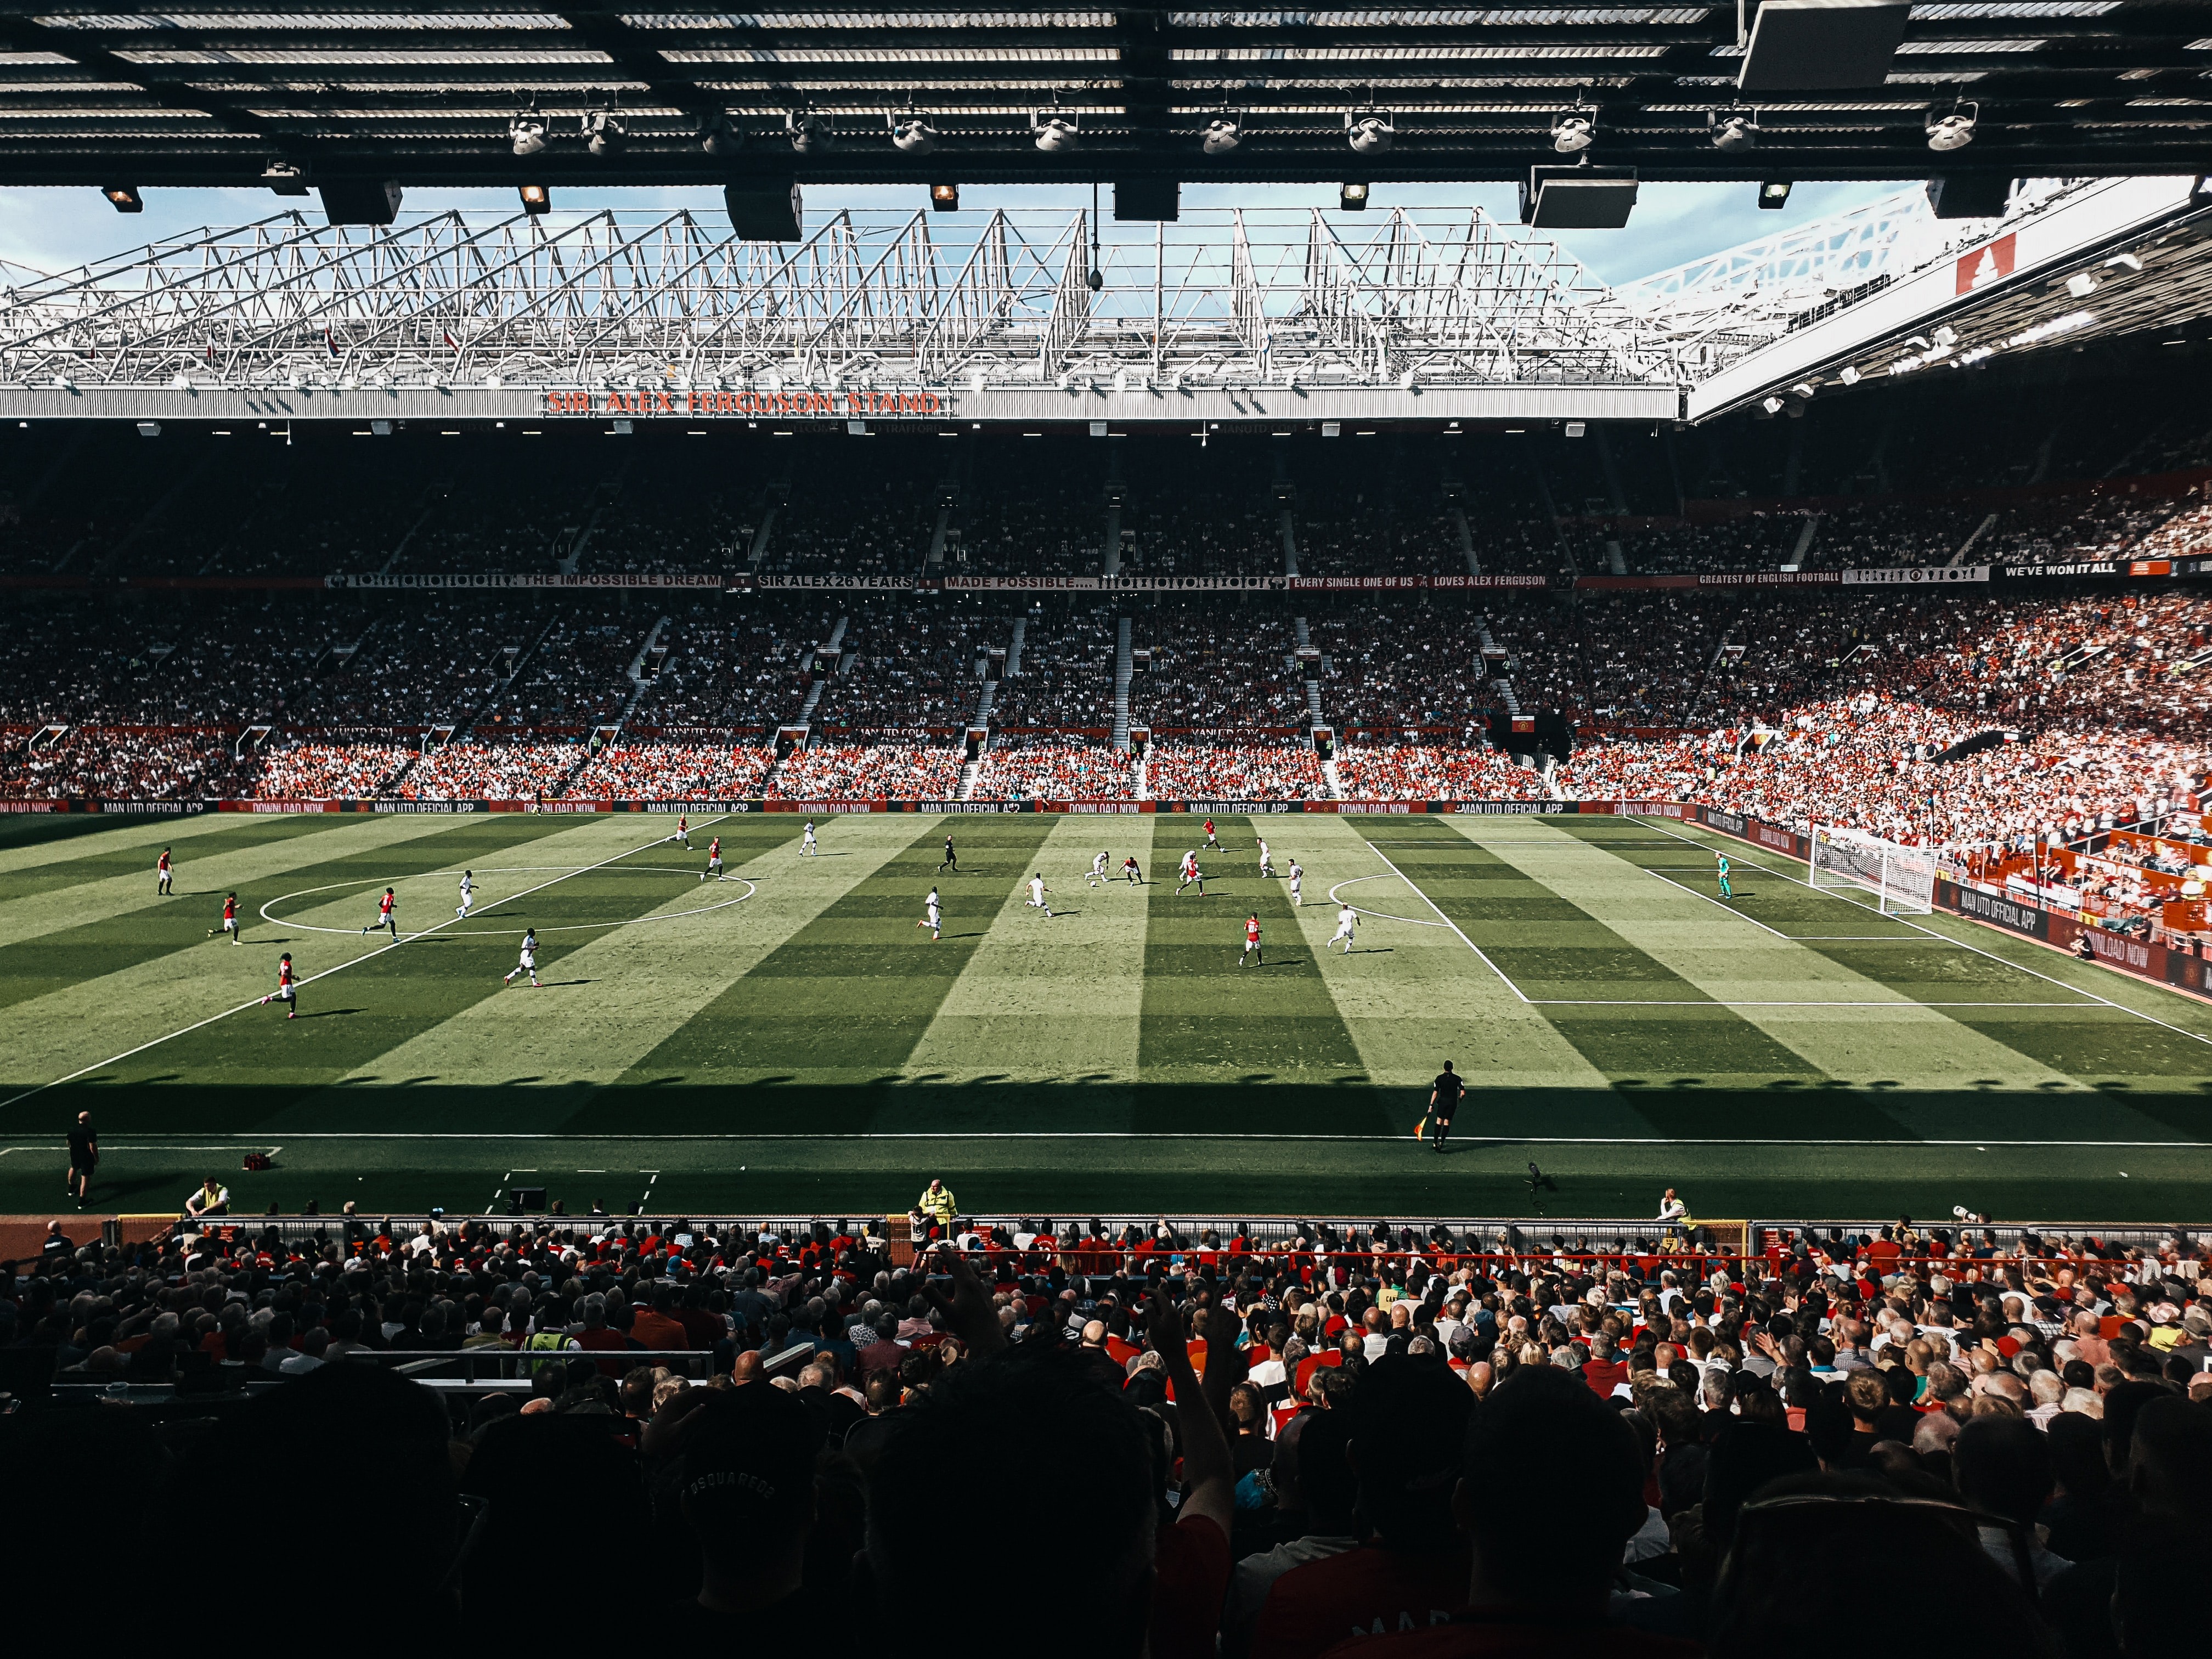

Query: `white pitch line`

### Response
(7, 1130, 2201, 1148)
(1325, 872, 1452, 928)
(1361, 840, 1529, 1001)
(1528, 998, 2100, 1008)
(1629, 816, 2212, 1051)
(0, 817, 730, 1115)
(1639, 867, 2108, 962)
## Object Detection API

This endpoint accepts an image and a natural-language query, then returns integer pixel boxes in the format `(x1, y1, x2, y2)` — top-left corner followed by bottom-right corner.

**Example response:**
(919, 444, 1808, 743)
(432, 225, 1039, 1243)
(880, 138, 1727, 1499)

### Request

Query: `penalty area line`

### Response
(0, 817, 733, 1118)
(1630, 816, 2212, 1051)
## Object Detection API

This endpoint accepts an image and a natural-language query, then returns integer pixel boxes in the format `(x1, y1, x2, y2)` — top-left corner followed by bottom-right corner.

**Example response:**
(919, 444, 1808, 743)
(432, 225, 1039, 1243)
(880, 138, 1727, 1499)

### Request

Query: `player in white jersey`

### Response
(800, 821, 820, 857)
(455, 870, 476, 921)
(503, 928, 540, 988)
(1288, 859, 1304, 906)
(670, 815, 692, 849)
(1257, 838, 1275, 878)
(917, 886, 941, 941)
(1026, 874, 1053, 918)
(1088, 851, 1109, 888)
(1329, 903, 1359, 955)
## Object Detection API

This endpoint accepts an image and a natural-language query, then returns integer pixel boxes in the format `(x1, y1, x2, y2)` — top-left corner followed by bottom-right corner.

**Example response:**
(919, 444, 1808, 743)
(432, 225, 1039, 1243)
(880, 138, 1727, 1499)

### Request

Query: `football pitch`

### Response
(2, 806, 2209, 1226)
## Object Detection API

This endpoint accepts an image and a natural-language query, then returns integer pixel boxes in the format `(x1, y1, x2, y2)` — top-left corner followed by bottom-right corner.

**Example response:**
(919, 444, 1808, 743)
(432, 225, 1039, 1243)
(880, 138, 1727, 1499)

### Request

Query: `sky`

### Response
(0, 175, 1908, 289)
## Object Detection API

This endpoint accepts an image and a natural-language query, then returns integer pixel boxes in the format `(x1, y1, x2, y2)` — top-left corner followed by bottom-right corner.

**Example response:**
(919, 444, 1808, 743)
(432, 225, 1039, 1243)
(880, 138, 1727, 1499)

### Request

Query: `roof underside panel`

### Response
(0, 1, 2203, 183)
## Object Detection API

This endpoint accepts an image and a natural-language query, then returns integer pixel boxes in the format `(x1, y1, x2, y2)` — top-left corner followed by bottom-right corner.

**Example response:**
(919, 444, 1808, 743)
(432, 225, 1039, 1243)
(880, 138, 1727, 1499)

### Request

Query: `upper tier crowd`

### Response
(11, 1205, 2211, 1649)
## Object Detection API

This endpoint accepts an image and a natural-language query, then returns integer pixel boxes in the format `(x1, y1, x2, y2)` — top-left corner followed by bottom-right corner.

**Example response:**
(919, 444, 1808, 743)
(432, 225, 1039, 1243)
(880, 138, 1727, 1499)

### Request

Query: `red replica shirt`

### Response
(379, 895, 394, 916)
(1248, 921, 1262, 944)
(223, 899, 236, 921)
(1251, 1542, 1475, 1659)
(1150, 1515, 1232, 1659)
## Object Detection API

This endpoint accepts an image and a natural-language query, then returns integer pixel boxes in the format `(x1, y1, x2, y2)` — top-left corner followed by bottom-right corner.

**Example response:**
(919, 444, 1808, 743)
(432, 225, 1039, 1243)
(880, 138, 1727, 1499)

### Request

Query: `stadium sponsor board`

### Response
(330, 573, 723, 590)
(1937, 879, 2051, 941)
(1, 798, 204, 814)
(1841, 566, 1991, 585)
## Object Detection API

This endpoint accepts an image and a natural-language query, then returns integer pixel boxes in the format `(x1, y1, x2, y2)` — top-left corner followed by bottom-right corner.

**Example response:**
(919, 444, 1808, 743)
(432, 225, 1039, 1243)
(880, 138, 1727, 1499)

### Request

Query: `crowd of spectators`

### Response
(12, 1205, 2211, 1646)
(630, 602, 833, 732)
(990, 605, 1115, 732)
(765, 449, 935, 577)
(252, 740, 415, 799)
(1134, 607, 1308, 731)
(974, 739, 1132, 799)
(767, 743, 963, 800)
(1147, 740, 1329, 801)
(0, 726, 244, 799)
(810, 601, 994, 735)
(573, 742, 773, 800)
(1336, 744, 1544, 802)
(1314, 607, 1494, 738)
(387, 740, 582, 803)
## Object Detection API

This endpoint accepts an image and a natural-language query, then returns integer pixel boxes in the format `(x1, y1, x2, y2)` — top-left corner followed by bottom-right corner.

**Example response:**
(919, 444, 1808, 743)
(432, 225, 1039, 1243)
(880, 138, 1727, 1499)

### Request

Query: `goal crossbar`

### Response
(1808, 826, 1937, 916)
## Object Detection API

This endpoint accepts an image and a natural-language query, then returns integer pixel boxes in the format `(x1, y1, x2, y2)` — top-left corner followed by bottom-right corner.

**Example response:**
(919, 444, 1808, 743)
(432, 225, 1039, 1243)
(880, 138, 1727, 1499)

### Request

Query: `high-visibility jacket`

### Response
(917, 1186, 958, 1224)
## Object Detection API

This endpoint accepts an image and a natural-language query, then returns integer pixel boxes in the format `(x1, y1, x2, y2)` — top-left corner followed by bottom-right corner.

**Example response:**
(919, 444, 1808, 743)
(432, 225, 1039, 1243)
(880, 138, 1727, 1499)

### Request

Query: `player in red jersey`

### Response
(670, 815, 692, 849)
(361, 887, 397, 939)
(261, 952, 298, 1020)
(702, 835, 723, 881)
(156, 846, 172, 895)
(1239, 913, 1262, 968)
(208, 891, 239, 943)
(1203, 817, 1221, 850)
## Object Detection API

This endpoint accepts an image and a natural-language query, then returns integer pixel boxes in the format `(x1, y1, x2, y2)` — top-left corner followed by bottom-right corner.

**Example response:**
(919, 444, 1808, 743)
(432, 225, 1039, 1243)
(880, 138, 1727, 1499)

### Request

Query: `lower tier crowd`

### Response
(11, 1208, 2210, 1646)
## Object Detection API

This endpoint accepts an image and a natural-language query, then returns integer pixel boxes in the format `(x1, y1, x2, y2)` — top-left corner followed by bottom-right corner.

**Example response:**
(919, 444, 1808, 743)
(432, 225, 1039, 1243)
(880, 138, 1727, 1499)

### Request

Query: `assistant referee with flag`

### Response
(1420, 1060, 1463, 1154)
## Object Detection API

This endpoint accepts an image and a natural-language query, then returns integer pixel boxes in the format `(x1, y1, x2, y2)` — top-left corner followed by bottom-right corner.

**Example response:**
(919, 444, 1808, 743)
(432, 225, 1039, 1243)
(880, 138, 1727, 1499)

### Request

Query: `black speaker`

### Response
(724, 180, 803, 241)
(1926, 174, 2013, 220)
(508, 1185, 548, 1213)
(1114, 179, 1179, 222)
(319, 179, 403, 226)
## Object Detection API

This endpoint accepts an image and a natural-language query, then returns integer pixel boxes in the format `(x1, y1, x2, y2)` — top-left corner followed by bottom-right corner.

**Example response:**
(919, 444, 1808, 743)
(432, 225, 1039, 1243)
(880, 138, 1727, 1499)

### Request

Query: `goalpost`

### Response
(1808, 826, 1938, 916)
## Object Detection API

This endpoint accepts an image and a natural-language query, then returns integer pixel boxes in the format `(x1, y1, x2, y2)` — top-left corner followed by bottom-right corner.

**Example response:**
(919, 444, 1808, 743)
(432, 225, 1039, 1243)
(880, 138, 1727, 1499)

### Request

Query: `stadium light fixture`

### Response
(931, 182, 960, 212)
(1759, 179, 1792, 209)
(102, 184, 142, 212)
(1838, 365, 1863, 385)
(261, 160, 309, 196)
(2067, 270, 2097, 298)
(698, 112, 742, 156)
(1711, 111, 1757, 154)
(1346, 111, 1394, 155)
(510, 104, 548, 159)
(1032, 109, 1080, 153)
(787, 111, 834, 154)
(1926, 101, 1977, 151)
(890, 108, 938, 155)
(1202, 113, 1242, 156)
(583, 106, 624, 157)
(1759, 395, 1785, 415)
(1551, 106, 1596, 155)
(1339, 182, 1370, 211)
(517, 183, 550, 215)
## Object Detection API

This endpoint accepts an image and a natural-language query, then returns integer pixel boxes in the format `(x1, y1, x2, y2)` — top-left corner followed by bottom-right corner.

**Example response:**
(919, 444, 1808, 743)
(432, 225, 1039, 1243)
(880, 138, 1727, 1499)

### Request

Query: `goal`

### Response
(1809, 826, 1937, 916)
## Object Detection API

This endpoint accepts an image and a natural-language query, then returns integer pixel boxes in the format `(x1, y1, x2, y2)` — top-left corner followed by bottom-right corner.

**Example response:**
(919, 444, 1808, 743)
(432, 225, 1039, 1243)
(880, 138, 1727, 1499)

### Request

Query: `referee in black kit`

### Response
(1426, 1062, 1463, 1154)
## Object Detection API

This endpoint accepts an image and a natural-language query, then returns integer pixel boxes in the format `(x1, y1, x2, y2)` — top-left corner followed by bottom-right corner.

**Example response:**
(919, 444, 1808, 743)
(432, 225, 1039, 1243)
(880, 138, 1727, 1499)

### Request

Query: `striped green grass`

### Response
(0, 809, 2207, 1223)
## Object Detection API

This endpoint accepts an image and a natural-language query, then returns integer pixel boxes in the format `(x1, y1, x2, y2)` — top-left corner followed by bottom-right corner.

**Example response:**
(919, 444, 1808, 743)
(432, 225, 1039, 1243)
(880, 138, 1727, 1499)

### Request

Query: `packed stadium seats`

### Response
(13, 1207, 2209, 1642)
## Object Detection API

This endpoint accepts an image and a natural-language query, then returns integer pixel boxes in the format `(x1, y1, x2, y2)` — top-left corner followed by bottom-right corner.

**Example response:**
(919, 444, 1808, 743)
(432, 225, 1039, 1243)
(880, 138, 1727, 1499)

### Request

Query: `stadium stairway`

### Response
(1111, 617, 1133, 751)
(1448, 501, 1481, 575)
(1474, 617, 1522, 719)
(1005, 616, 1026, 678)
(1295, 616, 1328, 732)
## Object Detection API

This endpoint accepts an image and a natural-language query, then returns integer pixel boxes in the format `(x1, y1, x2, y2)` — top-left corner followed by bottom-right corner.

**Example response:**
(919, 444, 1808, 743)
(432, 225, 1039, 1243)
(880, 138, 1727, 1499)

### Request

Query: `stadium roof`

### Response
(2, 2, 2211, 194)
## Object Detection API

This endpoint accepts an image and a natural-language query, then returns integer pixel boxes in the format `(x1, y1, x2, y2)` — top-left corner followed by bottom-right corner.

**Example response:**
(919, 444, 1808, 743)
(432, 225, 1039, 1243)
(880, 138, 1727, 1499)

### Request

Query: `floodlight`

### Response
(1837, 365, 1862, 385)
(788, 111, 833, 154)
(2067, 270, 2097, 298)
(518, 183, 551, 215)
(261, 160, 309, 196)
(1340, 181, 1370, 210)
(102, 184, 142, 213)
(1202, 114, 1242, 156)
(1759, 179, 1792, 208)
(931, 182, 960, 211)
(1552, 111, 1596, 155)
(890, 112, 938, 155)
(699, 113, 742, 156)
(1926, 103, 1977, 152)
(1711, 112, 1757, 154)
(583, 108, 624, 157)
(1760, 395, 1786, 415)
(1347, 111, 1393, 155)
(1032, 110, 1080, 153)
(510, 108, 548, 159)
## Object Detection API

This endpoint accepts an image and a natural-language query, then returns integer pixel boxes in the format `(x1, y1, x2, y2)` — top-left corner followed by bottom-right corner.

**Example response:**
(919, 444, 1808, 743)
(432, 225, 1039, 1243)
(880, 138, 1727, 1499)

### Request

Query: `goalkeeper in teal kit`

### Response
(1716, 851, 1733, 899)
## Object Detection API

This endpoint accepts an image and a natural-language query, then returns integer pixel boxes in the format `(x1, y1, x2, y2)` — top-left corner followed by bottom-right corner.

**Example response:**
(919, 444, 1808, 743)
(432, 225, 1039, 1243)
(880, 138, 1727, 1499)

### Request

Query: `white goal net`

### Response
(1809, 826, 1937, 916)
